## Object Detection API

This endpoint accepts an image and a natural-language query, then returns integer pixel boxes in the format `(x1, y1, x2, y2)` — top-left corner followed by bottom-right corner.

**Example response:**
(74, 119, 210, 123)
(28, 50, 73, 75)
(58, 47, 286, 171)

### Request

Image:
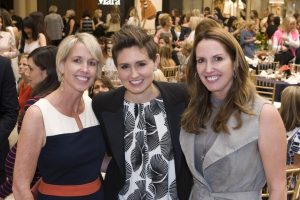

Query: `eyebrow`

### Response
(212, 54, 224, 57)
(196, 53, 224, 58)
(118, 59, 147, 65)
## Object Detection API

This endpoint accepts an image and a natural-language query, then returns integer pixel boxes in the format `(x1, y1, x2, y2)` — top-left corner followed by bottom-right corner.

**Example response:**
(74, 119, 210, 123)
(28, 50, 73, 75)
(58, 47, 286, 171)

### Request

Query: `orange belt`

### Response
(38, 178, 101, 197)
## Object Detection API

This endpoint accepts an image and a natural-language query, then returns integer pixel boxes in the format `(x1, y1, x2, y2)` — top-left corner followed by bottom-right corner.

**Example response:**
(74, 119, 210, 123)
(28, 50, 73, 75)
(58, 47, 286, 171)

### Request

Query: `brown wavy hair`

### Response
(181, 27, 256, 134)
(280, 86, 300, 131)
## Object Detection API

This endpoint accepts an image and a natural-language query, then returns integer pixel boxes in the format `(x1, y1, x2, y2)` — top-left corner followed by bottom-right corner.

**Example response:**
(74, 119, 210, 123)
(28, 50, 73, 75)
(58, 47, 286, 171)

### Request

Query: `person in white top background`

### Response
(20, 16, 47, 54)
(0, 9, 19, 80)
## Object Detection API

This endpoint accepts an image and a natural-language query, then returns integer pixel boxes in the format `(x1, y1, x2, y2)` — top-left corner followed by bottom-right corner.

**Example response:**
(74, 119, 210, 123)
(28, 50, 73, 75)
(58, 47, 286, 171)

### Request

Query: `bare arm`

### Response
(13, 27, 20, 49)
(38, 33, 47, 47)
(259, 104, 287, 200)
(68, 19, 75, 36)
(13, 106, 45, 200)
(91, 21, 95, 31)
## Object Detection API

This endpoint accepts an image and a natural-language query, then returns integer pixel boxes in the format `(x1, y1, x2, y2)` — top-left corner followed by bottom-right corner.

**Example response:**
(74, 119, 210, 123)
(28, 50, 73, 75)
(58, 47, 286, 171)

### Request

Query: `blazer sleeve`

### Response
(0, 57, 18, 145)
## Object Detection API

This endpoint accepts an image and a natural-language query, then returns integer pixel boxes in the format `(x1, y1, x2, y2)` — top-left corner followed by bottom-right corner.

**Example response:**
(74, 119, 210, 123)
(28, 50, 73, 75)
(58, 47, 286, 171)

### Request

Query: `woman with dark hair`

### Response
(0, 9, 18, 59)
(0, 9, 19, 80)
(213, 7, 224, 23)
(80, 9, 95, 34)
(0, 8, 19, 50)
(224, 16, 241, 38)
(92, 25, 192, 200)
(158, 32, 180, 65)
(250, 9, 260, 28)
(29, 12, 46, 34)
(179, 13, 192, 41)
(20, 16, 47, 54)
(154, 11, 162, 32)
(0, 46, 59, 199)
(90, 75, 115, 97)
(266, 16, 280, 40)
(180, 27, 286, 199)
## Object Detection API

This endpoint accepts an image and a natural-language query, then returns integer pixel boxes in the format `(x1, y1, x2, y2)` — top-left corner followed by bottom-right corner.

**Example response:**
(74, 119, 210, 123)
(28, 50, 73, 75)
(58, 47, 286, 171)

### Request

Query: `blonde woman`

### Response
(105, 5, 121, 37)
(126, 7, 140, 27)
(272, 16, 300, 65)
(185, 16, 202, 43)
(13, 33, 106, 200)
(63, 9, 77, 36)
(240, 21, 257, 58)
(93, 9, 105, 38)
(158, 45, 176, 69)
(154, 13, 173, 43)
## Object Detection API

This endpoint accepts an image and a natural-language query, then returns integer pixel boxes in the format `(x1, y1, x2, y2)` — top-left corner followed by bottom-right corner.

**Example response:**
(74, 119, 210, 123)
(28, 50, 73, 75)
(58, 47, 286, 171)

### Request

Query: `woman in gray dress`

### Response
(180, 27, 287, 200)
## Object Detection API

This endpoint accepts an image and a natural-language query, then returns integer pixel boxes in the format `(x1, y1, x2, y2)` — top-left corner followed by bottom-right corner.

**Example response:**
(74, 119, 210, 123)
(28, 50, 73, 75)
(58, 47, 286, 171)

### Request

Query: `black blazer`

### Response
(0, 56, 18, 184)
(92, 81, 192, 200)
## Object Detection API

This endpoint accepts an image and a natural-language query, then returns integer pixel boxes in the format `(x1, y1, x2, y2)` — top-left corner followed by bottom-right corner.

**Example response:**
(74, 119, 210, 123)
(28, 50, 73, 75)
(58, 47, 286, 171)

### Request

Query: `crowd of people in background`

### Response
(0, 2, 299, 199)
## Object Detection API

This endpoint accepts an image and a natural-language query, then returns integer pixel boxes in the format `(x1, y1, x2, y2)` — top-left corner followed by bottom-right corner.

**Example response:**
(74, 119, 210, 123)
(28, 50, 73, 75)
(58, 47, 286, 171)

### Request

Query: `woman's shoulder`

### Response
(92, 87, 125, 110)
(156, 81, 186, 90)
(155, 81, 188, 100)
(273, 29, 283, 37)
(0, 30, 11, 37)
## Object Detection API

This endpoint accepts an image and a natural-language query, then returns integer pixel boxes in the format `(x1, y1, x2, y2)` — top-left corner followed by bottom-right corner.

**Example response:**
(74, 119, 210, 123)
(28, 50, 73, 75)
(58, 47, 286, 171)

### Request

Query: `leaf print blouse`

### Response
(119, 97, 178, 200)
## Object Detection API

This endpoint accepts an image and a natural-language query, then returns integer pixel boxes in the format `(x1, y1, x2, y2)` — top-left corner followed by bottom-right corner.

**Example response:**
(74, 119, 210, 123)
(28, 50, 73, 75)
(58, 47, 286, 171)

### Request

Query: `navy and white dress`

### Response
(34, 95, 106, 200)
(287, 127, 300, 165)
(119, 97, 178, 200)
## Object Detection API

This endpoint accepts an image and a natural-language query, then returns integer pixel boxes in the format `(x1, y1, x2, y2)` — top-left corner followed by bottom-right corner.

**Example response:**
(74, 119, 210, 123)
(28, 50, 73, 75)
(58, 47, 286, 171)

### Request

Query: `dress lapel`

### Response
(102, 110, 125, 176)
(180, 130, 211, 190)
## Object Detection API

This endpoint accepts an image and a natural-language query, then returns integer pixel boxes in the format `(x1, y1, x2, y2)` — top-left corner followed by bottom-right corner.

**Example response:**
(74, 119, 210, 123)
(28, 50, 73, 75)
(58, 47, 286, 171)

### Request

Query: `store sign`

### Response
(269, 0, 284, 4)
(98, 0, 120, 5)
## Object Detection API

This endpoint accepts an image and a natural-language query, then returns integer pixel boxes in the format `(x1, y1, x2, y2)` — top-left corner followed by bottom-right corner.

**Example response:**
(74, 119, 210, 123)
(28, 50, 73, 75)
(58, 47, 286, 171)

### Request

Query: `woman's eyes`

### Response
(214, 56, 223, 62)
(196, 57, 223, 64)
(73, 59, 98, 67)
(119, 63, 146, 69)
(120, 64, 129, 69)
(73, 58, 81, 64)
(88, 60, 98, 67)
(196, 58, 205, 64)
(137, 62, 146, 67)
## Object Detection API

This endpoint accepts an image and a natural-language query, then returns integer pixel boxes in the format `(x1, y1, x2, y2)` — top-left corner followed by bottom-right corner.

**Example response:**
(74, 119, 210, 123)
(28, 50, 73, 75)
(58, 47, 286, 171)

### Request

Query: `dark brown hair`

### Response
(181, 27, 256, 134)
(112, 25, 157, 65)
(28, 46, 59, 97)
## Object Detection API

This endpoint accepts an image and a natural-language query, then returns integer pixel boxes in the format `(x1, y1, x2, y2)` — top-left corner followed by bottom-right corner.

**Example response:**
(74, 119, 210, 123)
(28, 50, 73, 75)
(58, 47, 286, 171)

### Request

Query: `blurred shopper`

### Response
(44, 5, 64, 46)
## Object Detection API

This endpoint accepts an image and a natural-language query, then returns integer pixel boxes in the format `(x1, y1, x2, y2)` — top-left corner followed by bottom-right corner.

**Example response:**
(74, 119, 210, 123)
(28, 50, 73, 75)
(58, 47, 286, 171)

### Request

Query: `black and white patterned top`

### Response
(119, 97, 178, 200)
(287, 127, 300, 165)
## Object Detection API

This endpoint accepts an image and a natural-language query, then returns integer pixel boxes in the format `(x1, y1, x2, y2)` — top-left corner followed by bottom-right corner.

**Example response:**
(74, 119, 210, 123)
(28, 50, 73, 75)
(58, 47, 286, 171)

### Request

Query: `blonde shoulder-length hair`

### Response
(181, 27, 256, 134)
(56, 33, 103, 81)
